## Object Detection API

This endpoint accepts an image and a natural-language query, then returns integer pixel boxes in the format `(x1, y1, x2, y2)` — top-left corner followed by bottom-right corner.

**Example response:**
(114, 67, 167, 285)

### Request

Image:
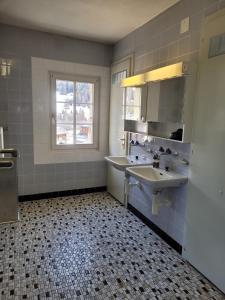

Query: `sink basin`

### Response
(105, 156, 152, 171)
(126, 166, 187, 190)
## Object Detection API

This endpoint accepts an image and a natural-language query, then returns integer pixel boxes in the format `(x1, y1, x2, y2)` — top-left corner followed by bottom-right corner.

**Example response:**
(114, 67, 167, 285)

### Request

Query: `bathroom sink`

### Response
(105, 156, 152, 171)
(126, 166, 187, 190)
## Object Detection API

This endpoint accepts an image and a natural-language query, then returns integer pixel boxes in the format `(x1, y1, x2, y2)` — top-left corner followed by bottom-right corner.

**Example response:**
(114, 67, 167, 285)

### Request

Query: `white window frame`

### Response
(50, 72, 100, 150)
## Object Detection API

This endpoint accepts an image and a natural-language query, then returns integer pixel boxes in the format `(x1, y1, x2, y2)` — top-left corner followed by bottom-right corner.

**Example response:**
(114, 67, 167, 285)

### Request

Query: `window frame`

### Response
(123, 86, 142, 121)
(50, 71, 100, 150)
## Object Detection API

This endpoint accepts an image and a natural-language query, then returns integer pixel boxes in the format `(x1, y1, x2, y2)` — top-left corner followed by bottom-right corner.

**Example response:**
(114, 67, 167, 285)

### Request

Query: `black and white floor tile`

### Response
(0, 192, 224, 300)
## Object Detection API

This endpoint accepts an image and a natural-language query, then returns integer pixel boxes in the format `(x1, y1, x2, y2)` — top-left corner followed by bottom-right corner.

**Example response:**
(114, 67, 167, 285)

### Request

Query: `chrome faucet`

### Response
(151, 147, 172, 157)
(159, 147, 172, 156)
(149, 147, 172, 168)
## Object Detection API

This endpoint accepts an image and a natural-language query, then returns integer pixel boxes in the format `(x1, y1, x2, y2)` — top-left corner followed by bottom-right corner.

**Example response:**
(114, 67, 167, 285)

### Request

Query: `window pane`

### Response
(56, 80, 74, 102)
(126, 106, 140, 121)
(76, 82, 94, 104)
(53, 76, 97, 147)
(112, 70, 127, 85)
(76, 104, 93, 124)
(56, 124, 74, 145)
(56, 102, 73, 123)
(76, 125, 93, 144)
(126, 87, 141, 106)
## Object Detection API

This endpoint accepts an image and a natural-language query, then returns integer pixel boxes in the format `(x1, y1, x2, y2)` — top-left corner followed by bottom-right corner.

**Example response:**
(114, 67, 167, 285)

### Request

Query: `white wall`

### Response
(183, 9, 225, 293)
(32, 57, 110, 164)
(0, 23, 112, 195)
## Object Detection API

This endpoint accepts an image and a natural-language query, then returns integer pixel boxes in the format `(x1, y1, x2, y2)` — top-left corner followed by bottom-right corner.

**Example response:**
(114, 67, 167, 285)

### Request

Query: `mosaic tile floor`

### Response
(0, 192, 224, 300)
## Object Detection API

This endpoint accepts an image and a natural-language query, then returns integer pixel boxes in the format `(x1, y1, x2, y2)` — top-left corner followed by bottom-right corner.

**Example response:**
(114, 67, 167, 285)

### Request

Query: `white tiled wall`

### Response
(114, 0, 224, 74)
(0, 24, 112, 195)
(113, 0, 225, 246)
(32, 57, 110, 164)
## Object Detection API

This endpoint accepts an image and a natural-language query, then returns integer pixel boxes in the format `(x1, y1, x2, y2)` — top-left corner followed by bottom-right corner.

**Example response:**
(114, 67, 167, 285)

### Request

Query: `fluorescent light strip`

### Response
(120, 62, 185, 87)
(121, 73, 145, 87)
(145, 62, 184, 82)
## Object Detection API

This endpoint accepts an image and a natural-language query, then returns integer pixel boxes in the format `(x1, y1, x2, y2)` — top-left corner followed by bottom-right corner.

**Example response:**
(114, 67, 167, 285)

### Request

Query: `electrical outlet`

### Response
(180, 17, 189, 34)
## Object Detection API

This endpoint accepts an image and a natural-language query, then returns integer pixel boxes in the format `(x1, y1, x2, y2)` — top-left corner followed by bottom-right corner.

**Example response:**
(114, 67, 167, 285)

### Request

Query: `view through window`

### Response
(124, 87, 141, 120)
(51, 74, 99, 148)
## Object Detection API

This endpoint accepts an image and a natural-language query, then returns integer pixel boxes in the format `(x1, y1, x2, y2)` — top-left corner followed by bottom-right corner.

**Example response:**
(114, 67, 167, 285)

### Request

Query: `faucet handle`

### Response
(153, 161, 160, 168)
(181, 158, 189, 165)
(173, 151, 179, 156)
(153, 153, 159, 160)
(165, 148, 172, 154)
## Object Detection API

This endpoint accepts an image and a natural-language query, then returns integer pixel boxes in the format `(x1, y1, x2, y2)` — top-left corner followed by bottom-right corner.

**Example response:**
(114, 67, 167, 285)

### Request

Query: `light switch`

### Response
(180, 17, 189, 34)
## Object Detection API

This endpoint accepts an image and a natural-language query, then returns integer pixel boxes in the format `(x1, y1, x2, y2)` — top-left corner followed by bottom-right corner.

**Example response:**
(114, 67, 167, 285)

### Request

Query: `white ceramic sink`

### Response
(126, 165, 187, 190)
(105, 156, 152, 171)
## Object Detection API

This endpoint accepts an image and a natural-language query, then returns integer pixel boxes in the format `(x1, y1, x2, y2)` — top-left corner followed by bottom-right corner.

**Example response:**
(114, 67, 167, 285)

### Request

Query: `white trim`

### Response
(109, 57, 132, 156)
(32, 57, 110, 164)
(112, 53, 134, 76)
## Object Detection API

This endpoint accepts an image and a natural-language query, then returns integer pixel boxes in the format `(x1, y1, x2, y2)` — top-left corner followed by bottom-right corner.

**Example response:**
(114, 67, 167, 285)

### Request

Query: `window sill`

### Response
(52, 144, 99, 150)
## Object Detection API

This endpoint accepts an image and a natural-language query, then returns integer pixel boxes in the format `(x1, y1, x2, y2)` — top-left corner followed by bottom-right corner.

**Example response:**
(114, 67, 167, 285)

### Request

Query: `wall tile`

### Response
(0, 22, 112, 195)
(114, 0, 222, 73)
(178, 35, 191, 56)
(219, 0, 225, 9)
(204, 1, 220, 16)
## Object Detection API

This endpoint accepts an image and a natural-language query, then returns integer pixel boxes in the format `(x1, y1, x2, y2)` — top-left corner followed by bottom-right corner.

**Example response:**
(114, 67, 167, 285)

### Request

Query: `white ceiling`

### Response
(0, 0, 179, 43)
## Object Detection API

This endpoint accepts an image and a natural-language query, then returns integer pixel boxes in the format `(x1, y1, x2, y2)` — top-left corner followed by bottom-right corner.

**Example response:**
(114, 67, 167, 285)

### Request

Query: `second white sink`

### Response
(126, 165, 187, 190)
(105, 156, 152, 171)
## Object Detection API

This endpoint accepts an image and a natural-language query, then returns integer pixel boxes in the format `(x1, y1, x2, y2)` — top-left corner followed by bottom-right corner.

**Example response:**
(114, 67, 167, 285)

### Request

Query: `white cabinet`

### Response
(107, 165, 125, 205)
(146, 63, 197, 143)
(122, 62, 197, 143)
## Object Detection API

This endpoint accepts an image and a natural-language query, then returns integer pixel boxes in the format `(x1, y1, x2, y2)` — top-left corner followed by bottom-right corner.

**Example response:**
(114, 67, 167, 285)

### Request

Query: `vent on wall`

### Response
(208, 32, 225, 58)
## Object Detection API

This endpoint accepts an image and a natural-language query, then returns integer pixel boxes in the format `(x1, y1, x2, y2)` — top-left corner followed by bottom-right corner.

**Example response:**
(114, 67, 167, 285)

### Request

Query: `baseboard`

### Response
(19, 186, 107, 202)
(127, 203, 182, 254)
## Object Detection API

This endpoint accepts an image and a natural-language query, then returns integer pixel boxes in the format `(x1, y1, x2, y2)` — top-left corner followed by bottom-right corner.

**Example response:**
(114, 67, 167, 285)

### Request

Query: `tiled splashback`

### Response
(129, 133, 191, 176)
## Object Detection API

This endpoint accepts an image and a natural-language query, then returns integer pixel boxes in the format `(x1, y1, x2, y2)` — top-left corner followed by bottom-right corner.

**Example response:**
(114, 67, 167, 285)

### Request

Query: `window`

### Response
(50, 72, 100, 149)
(123, 87, 141, 120)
